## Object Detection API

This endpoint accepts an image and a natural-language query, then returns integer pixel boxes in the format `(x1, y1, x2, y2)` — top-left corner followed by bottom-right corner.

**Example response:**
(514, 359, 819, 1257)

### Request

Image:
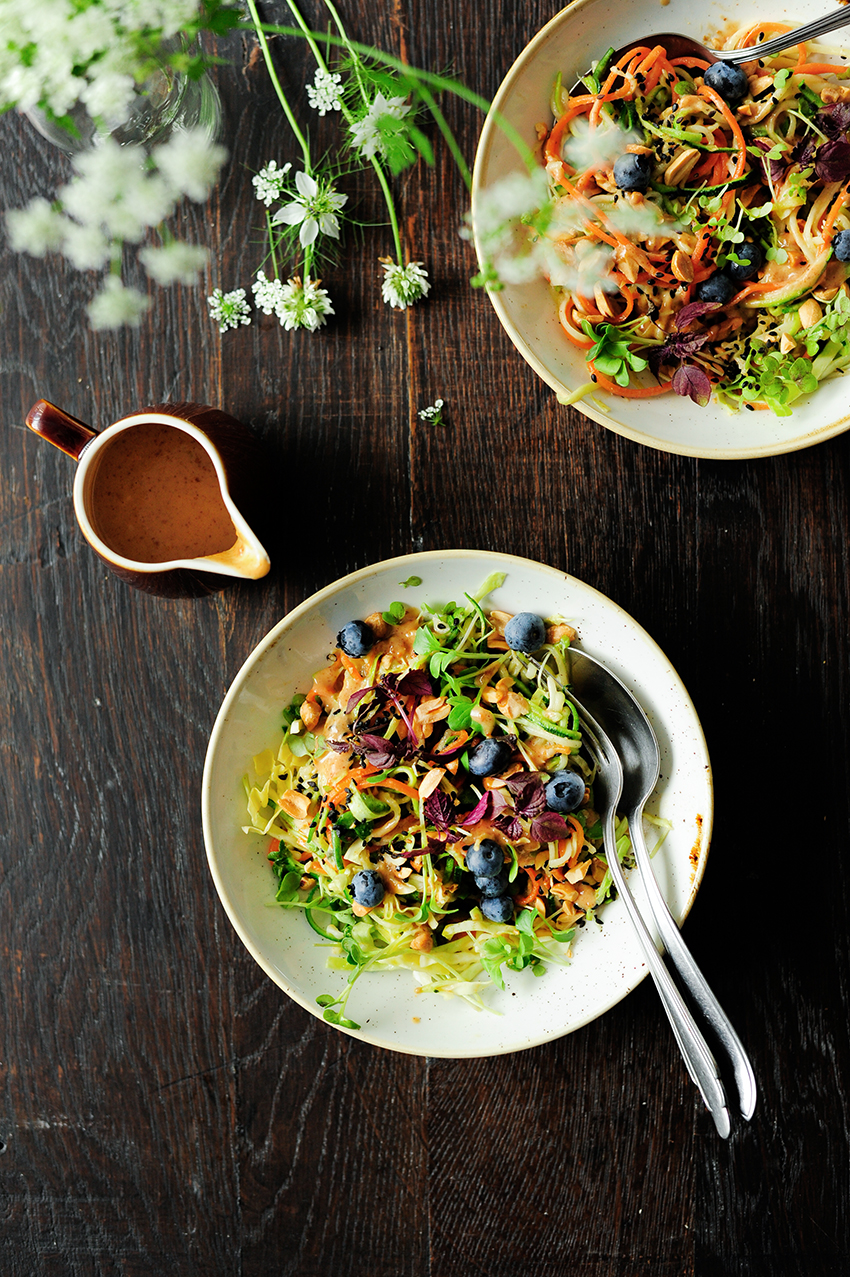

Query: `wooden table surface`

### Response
(2, 3, 849, 1274)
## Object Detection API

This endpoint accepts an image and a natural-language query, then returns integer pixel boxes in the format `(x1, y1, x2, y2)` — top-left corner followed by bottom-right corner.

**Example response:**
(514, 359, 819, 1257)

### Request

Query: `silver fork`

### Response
(520, 656, 732, 1136)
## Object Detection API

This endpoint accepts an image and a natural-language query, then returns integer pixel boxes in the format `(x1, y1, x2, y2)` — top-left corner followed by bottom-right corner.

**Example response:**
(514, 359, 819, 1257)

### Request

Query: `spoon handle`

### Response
(715, 9, 850, 63)
(600, 805, 732, 1138)
(626, 809, 758, 1120)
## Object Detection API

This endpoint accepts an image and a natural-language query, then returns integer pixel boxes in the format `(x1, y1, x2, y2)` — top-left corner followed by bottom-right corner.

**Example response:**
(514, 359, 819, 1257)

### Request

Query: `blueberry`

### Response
(337, 619, 374, 657)
(466, 838, 505, 878)
(504, 612, 546, 653)
(481, 894, 514, 923)
(833, 230, 850, 263)
(351, 869, 385, 907)
(703, 61, 749, 107)
(695, 272, 738, 305)
(612, 151, 653, 193)
(476, 868, 510, 898)
(545, 769, 585, 813)
(467, 737, 514, 777)
(725, 242, 764, 282)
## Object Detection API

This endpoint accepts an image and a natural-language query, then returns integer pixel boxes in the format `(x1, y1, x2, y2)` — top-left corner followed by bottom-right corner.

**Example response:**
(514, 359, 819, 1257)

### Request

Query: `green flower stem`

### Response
(245, 0, 311, 172)
(285, 0, 403, 262)
(265, 209, 279, 278)
(250, 20, 536, 170)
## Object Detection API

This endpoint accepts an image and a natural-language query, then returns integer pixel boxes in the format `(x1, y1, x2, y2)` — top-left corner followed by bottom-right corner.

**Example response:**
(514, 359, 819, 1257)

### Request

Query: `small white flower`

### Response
(139, 241, 209, 285)
(252, 160, 292, 207)
(251, 270, 288, 316)
(307, 68, 342, 116)
(87, 277, 151, 330)
(5, 197, 67, 256)
(271, 170, 348, 248)
(154, 128, 228, 202)
(418, 398, 445, 423)
(275, 276, 334, 332)
(61, 221, 112, 270)
(207, 287, 252, 333)
(380, 259, 431, 309)
(349, 92, 410, 162)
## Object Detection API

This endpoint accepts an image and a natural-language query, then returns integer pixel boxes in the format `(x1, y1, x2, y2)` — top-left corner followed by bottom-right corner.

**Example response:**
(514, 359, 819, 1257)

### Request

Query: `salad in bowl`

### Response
(241, 579, 635, 1030)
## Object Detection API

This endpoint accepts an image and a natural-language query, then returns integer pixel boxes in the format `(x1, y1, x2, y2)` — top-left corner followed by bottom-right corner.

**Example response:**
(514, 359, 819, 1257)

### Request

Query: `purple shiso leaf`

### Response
(492, 811, 523, 840)
(504, 770, 541, 791)
(459, 790, 493, 827)
(396, 668, 435, 698)
(511, 778, 546, 819)
(357, 733, 400, 768)
(424, 788, 456, 832)
(647, 331, 712, 379)
(674, 300, 720, 332)
(815, 139, 850, 183)
(672, 363, 712, 407)
(326, 739, 352, 753)
(346, 684, 378, 712)
(530, 811, 570, 842)
(816, 103, 850, 138)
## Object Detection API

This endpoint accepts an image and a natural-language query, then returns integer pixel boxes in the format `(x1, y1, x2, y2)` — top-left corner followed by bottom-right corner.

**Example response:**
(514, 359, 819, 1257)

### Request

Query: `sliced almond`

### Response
(418, 767, 445, 800)
(663, 147, 701, 187)
(671, 249, 694, 283)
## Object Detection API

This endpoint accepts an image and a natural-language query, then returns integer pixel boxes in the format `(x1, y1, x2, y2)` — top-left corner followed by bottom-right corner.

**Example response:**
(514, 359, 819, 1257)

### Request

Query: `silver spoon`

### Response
(554, 679, 733, 1137)
(572, 9, 850, 92)
(566, 648, 758, 1122)
(605, 10, 850, 70)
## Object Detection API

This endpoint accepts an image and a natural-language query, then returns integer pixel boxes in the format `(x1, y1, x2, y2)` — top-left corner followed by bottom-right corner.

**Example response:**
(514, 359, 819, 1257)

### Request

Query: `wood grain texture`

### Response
(1, 2, 849, 1274)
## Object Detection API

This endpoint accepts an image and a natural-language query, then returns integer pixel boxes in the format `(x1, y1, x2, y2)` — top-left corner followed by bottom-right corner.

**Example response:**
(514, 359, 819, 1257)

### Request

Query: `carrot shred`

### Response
(359, 775, 422, 802)
(589, 362, 673, 398)
(698, 84, 749, 180)
(821, 186, 849, 242)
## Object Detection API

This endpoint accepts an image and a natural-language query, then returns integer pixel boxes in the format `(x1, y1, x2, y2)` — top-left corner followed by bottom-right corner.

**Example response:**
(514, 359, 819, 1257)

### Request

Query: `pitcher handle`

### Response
(26, 400, 98, 460)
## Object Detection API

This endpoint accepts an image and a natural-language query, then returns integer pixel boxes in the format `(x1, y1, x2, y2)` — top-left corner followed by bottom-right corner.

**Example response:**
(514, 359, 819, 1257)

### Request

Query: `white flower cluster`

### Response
(349, 92, 410, 162)
(0, 0, 205, 127)
(380, 259, 431, 309)
(252, 160, 292, 207)
(250, 272, 334, 332)
(417, 398, 444, 424)
(207, 287, 252, 333)
(307, 68, 342, 116)
(5, 128, 227, 328)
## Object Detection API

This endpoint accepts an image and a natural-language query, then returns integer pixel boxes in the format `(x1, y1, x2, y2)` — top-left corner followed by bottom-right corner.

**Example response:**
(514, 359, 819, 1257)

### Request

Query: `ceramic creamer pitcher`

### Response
(26, 400, 271, 598)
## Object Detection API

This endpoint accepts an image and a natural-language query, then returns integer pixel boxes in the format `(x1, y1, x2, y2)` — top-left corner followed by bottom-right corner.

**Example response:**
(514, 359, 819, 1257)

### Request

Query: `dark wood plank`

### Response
(1, 2, 849, 1274)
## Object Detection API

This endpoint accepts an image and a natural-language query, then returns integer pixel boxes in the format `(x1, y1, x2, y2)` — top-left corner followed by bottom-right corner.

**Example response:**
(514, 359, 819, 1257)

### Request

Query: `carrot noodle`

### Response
(535, 27, 850, 413)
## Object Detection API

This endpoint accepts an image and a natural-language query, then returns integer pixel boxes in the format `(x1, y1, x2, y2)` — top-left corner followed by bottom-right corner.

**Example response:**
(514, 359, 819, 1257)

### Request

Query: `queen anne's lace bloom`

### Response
(307, 68, 342, 116)
(139, 241, 209, 285)
(207, 287, 252, 333)
(252, 160, 292, 207)
(272, 170, 348, 248)
(380, 259, 431, 309)
(154, 129, 229, 203)
(87, 277, 151, 330)
(349, 92, 410, 161)
(251, 271, 288, 316)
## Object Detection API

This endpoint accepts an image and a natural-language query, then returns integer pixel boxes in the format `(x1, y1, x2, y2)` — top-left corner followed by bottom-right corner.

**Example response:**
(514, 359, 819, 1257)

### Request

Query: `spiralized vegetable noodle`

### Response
(242, 587, 636, 1029)
(541, 21, 850, 415)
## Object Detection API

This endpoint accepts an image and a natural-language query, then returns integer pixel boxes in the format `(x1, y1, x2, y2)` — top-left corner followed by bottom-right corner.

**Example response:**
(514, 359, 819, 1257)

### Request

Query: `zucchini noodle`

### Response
(241, 586, 634, 1028)
(541, 22, 850, 414)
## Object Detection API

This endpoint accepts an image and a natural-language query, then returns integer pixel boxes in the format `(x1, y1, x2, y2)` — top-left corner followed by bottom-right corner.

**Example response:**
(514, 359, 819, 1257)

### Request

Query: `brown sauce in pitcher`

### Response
(89, 423, 238, 563)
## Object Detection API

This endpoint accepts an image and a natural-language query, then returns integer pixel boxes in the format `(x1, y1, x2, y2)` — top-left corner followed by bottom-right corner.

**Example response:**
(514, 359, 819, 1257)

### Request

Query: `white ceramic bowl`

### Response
(471, 0, 850, 459)
(202, 551, 713, 1057)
